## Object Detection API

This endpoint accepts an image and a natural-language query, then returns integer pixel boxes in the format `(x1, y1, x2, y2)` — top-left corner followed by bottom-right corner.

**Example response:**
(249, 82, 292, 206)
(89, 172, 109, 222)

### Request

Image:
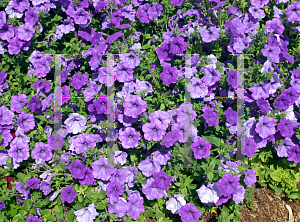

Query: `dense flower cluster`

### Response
(0, 0, 300, 221)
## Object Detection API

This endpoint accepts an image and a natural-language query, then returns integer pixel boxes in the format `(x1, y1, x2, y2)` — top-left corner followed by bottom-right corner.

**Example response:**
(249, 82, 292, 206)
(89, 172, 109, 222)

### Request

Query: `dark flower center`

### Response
(153, 128, 157, 131)
(134, 103, 138, 107)
(77, 166, 81, 169)
(41, 149, 45, 153)
(129, 55, 134, 59)
(17, 149, 21, 153)
(181, 129, 184, 132)
(84, 142, 87, 145)
(69, 192, 72, 195)
(114, 187, 117, 190)
(39, 83, 43, 86)
(101, 102, 105, 105)
(164, 50, 168, 53)
(129, 135, 133, 138)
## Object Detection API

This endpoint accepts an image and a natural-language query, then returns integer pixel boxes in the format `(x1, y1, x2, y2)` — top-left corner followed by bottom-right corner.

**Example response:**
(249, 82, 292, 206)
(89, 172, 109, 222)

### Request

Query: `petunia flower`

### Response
(244, 169, 257, 187)
(68, 160, 88, 180)
(243, 137, 258, 158)
(191, 137, 211, 159)
(142, 119, 166, 142)
(138, 159, 161, 177)
(178, 203, 202, 222)
(166, 194, 186, 214)
(61, 185, 77, 203)
(74, 203, 99, 222)
(160, 65, 178, 86)
(216, 174, 239, 196)
(0, 105, 14, 125)
(91, 157, 115, 181)
(8, 141, 30, 163)
(199, 27, 220, 43)
(126, 192, 144, 220)
(25, 177, 40, 189)
(64, 113, 88, 134)
(119, 127, 141, 149)
(31, 142, 53, 161)
(18, 23, 35, 41)
(285, 1, 300, 23)
(152, 169, 172, 189)
(25, 215, 43, 222)
(255, 115, 276, 139)
(169, 36, 187, 55)
(142, 178, 165, 200)
(123, 95, 147, 118)
(287, 145, 300, 163)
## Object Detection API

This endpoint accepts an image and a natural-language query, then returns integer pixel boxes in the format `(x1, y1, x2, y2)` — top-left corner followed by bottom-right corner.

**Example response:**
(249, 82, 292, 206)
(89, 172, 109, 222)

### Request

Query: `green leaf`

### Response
(270, 169, 283, 182)
(47, 215, 57, 221)
(72, 202, 84, 211)
(156, 208, 164, 220)
(65, 210, 75, 222)
(86, 192, 95, 200)
(12, 214, 23, 222)
(78, 194, 83, 202)
(0, 135, 2, 143)
(288, 193, 299, 199)
(35, 115, 47, 122)
(160, 103, 165, 110)
(17, 173, 25, 182)
(227, 63, 235, 71)
(54, 205, 63, 220)
(207, 171, 214, 181)
(144, 209, 154, 218)
(142, 44, 151, 50)
(6, 156, 12, 167)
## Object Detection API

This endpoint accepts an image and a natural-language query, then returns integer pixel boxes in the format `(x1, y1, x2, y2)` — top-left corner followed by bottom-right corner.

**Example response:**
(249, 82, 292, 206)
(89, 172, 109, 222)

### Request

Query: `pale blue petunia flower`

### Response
(74, 203, 99, 222)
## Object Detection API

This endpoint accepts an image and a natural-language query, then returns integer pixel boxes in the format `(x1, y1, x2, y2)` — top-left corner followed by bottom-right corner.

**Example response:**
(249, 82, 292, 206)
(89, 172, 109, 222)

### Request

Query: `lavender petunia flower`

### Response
(115, 62, 134, 82)
(202, 111, 219, 127)
(277, 117, 296, 138)
(255, 115, 276, 139)
(224, 107, 237, 125)
(119, 53, 142, 68)
(123, 95, 147, 118)
(64, 113, 88, 134)
(106, 181, 124, 199)
(187, 77, 208, 98)
(8, 141, 30, 163)
(142, 178, 165, 200)
(25, 215, 43, 222)
(73, 133, 96, 154)
(0, 105, 14, 125)
(244, 169, 257, 187)
(70, 72, 89, 90)
(126, 192, 144, 220)
(74, 203, 99, 222)
(118, 127, 141, 149)
(160, 130, 181, 148)
(248, 81, 270, 100)
(25, 9, 39, 25)
(142, 119, 166, 142)
(91, 157, 115, 181)
(152, 169, 173, 189)
(166, 194, 186, 214)
(196, 183, 221, 205)
(31, 142, 53, 161)
(199, 27, 220, 43)
(138, 159, 161, 177)
(40, 181, 51, 195)
(152, 149, 173, 165)
(78, 167, 95, 186)
(107, 196, 128, 218)
(243, 137, 258, 158)
(169, 36, 187, 55)
(18, 23, 35, 41)
(285, 1, 300, 23)
(27, 96, 41, 112)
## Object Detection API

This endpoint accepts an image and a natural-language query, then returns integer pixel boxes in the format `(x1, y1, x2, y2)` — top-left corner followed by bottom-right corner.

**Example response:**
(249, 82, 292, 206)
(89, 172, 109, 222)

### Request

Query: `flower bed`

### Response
(0, 0, 300, 221)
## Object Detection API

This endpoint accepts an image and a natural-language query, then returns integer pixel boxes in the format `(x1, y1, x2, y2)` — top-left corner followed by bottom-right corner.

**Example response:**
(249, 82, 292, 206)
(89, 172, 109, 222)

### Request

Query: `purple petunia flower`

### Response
(119, 127, 141, 149)
(126, 192, 144, 220)
(187, 77, 208, 98)
(243, 137, 258, 158)
(169, 36, 187, 55)
(73, 133, 96, 154)
(255, 115, 276, 139)
(148, 3, 163, 20)
(115, 62, 134, 82)
(123, 95, 147, 118)
(142, 178, 165, 200)
(244, 169, 257, 187)
(25, 215, 43, 222)
(249, 6, 265, 19)
(18, 23, 35, 41)
(287, 145, 300, 163)
(91, 157, 115, 181)
(107, 196, 128, 218)
(136, 3, 151, 24)
(285, 1, 300, 23)
(170, 0, 184, 6)
(202, 111, 219, 127)
(31, 142, 53, 161)
(227, 70, 239, 89)
(277, 117, 296, 138)
(138, 159, 161, 177)
(110, 169, 126, 185)
(0, 105, 14, 125)
(199, 27, 220, 43)
(15, 182, 30, 199)
(152, 149, 173, 165)
(257, 98, 271, 114)
(0, 12, 6, 29)
(70, 72, 89, 90)
(106, 181, 124, 199)
(160, 130, 181, 148)
(160, 65, 179, 86)
(224, 107, 237, 125)
(274, 94, 291, 110)
(74, 204, 99, 222)
(73, 8, 90, 25)
(119, 53, 142, 68)
(191, 137, 212, 160)
(248, 81, 270, 101)
(216, 174, 240, 196)
(61, 185, 77, 203)
(25, 9, 39, 25)
(178, 203, 202, 222)
(7, 36, 23, 55)
(40, 181, 51, 195)
(27, 96, 41, 112)
(156, 43, 173, 61)
(68, 160, 88, 180)
(78, 167, 95, 186)
(152, 169, 172, 189)
(32, 80, 51, 93)
(261, 44, 280, 63)
(142, 119, 166, 142)
(8, 141, 30, 163)
(25, 177, 40, 189)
